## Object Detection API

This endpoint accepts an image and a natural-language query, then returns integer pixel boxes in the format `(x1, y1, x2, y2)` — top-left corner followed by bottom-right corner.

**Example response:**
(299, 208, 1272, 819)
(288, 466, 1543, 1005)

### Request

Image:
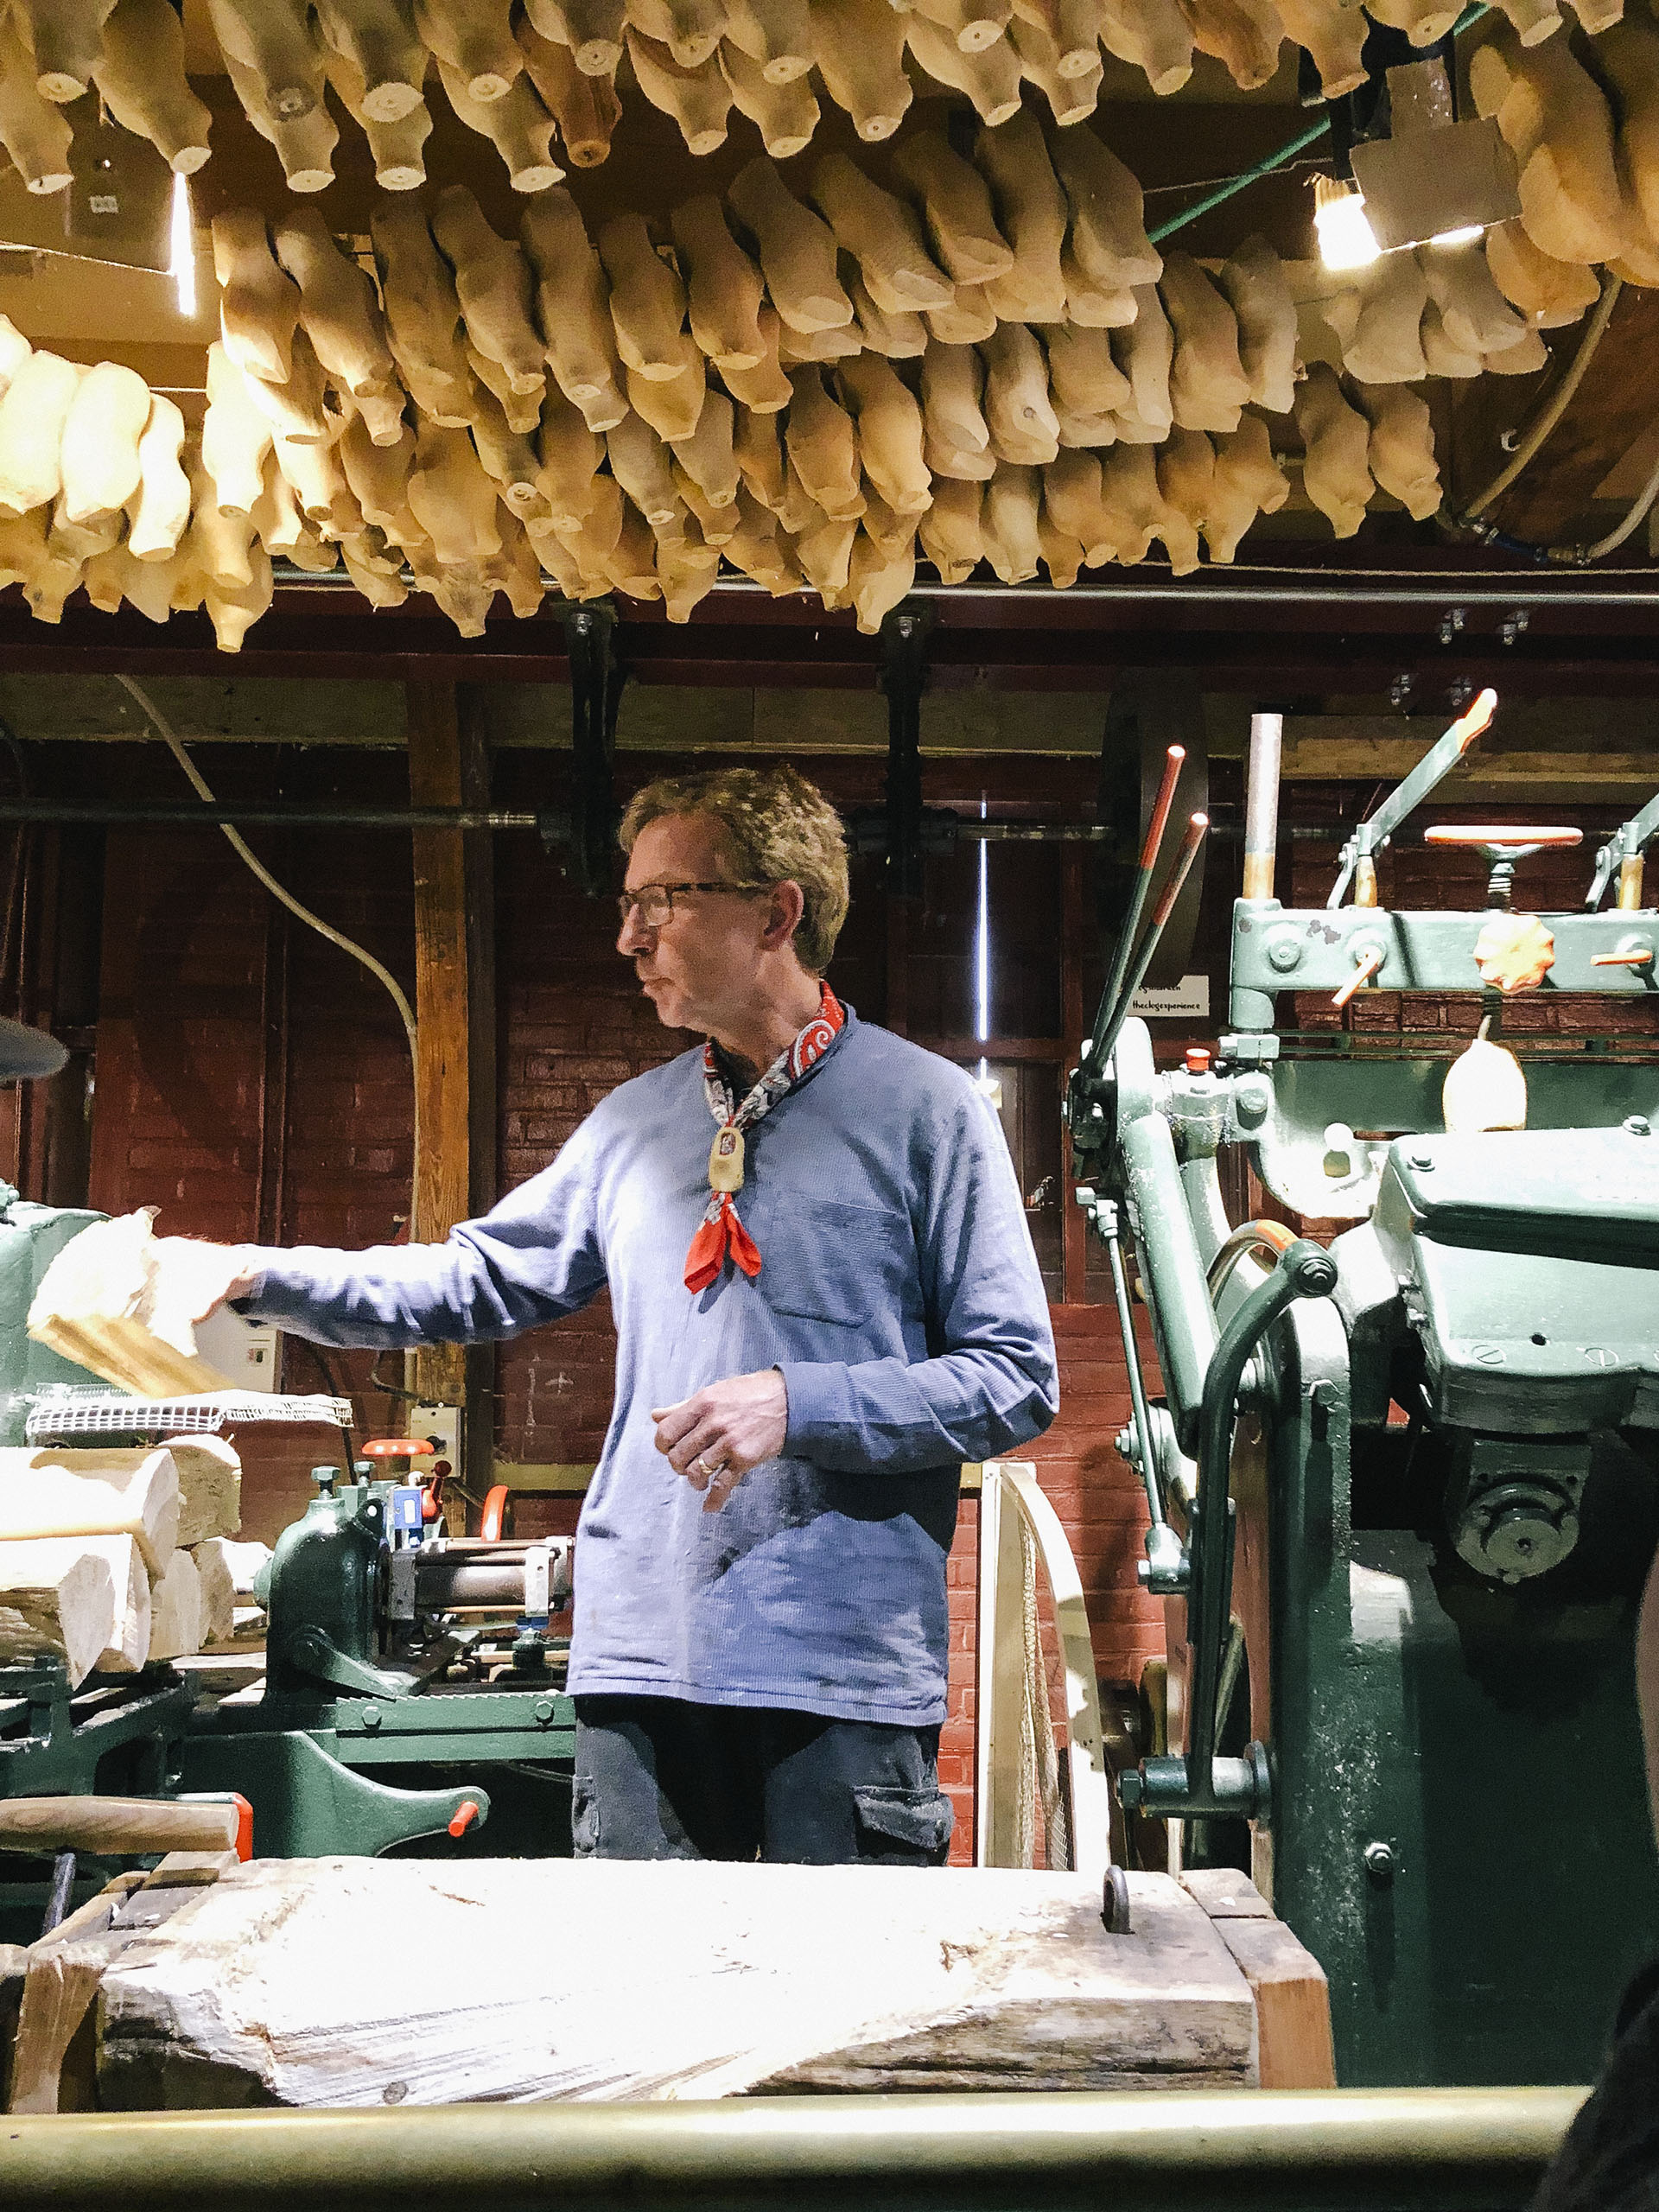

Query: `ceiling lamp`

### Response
(1313, 175, 1382, 270)
(1348, 58, 1521, 252)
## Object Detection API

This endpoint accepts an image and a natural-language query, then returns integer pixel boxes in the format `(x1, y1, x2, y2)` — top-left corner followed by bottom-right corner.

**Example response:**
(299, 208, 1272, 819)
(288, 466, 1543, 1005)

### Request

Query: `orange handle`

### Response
(361, 1437, 436, 1459)
(1332, 948, 1383, 1009)
(448, 1799, 481, 1839)
(1448, 687, 1499, 753)
(480, 1484, 512, 1542)
(1592, 950, 1654, 966)
(1422, 825, 1583, 851)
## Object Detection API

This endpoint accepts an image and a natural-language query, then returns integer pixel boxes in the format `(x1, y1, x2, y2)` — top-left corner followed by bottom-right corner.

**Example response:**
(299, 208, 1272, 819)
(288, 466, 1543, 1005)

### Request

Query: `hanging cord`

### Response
(113, 674, 421, 1207)
(1452, 273, 1624, 525)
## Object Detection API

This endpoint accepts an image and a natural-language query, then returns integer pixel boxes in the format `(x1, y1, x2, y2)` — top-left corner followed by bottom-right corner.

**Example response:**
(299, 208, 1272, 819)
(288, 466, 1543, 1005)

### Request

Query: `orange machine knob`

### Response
(448, 1799, 480, 1839)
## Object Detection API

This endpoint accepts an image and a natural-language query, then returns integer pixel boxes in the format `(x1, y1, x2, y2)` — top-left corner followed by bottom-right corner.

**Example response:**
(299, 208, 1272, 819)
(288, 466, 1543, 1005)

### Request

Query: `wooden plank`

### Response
(9, 1875, 143, 2114)
(96, 1859, 1257, 2108)
(406, 681, 473, 1411)
(1283, 741, 1659, 790)
(1181, 1871, 1337, 2092)
(1493, 291, 1659, 545)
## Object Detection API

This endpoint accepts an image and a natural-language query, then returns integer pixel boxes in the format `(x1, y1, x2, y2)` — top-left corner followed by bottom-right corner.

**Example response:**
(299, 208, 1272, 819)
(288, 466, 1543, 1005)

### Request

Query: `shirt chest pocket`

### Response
(752, 1194, 919, 1330)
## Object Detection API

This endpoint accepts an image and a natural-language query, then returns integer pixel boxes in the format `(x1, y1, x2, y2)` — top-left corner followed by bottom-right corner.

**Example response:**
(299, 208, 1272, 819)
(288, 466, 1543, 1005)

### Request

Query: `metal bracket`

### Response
(284, 1626, 419, 1701)
(540, 602, 625, 899)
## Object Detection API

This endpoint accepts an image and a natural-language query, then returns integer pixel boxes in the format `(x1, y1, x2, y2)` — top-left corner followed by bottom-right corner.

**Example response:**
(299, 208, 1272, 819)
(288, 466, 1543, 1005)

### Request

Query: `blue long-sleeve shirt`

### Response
(240, 1008, 1058, 1726)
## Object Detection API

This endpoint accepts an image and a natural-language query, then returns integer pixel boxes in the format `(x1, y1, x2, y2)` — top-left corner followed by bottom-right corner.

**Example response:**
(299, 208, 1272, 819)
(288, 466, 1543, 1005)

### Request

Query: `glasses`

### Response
(616, 880, 770, 930)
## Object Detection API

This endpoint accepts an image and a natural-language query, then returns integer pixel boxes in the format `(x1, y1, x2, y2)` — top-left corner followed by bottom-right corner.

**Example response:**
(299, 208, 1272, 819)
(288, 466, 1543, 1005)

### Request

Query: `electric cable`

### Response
(1453, 272, 1624, 524)
(113, 673, 422, 1209)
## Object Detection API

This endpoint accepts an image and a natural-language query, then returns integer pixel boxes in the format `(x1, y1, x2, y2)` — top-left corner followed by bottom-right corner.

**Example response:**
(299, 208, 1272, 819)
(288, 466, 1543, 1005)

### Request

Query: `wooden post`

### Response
(1060, 842, 1088, 1306)
(405, 682, 489, 1414)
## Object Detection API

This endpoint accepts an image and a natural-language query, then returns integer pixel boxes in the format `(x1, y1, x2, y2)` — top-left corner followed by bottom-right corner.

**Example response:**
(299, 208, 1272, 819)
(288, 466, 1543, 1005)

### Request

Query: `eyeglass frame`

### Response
(616, 879, 774, 930)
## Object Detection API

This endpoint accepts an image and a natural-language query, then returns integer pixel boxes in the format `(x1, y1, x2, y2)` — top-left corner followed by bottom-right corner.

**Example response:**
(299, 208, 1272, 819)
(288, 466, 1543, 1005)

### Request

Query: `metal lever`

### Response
(1091, 812, 1210, 1080)
(1587, 786, 1659, 912)
(1085, 744, 1185, 1075)
(1332, 946, 1383, 1009)
(1327, 687, 1497, 909)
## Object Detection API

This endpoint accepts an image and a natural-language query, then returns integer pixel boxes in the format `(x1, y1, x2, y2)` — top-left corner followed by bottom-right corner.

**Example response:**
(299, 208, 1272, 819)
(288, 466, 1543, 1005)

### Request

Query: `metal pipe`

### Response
(1243, 711, 1282, 902)
(1089, 744, 1185, 1070)
(0, 2089, 1586, 2211)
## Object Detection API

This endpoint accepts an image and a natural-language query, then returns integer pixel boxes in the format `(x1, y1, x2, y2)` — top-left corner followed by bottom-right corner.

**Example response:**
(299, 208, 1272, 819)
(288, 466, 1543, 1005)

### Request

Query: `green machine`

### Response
(1074, 692, 1659, 2088)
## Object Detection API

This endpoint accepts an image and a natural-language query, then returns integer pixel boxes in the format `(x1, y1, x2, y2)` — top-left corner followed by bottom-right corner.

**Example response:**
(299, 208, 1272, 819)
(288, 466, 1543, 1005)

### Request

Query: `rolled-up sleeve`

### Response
(239, 1119, 608, 1349)
(777, 1084, 1058, 1470)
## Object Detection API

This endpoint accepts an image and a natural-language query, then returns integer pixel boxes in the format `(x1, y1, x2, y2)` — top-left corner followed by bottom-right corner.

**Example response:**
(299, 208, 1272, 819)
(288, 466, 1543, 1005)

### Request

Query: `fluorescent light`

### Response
(168, 170, 194, 316)
(975, 803, 989, 1046)
(1428, 223, 1486, 248)
(1313, 175, 1381, 271)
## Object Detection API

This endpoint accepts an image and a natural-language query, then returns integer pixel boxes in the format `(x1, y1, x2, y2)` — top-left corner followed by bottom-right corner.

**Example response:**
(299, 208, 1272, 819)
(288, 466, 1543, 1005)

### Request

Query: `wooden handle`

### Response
(1332, 948, 1382, 1008)
(1422, 825, 1583, 851)
(0, 1796, 241, 1858)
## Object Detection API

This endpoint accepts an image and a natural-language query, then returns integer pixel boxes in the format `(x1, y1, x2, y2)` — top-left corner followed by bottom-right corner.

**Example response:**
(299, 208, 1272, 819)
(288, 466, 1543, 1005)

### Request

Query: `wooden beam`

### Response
(1283, 741, 1659, 789)
(1491, 290, 1659, 544)
(406, 683, 473, 1411)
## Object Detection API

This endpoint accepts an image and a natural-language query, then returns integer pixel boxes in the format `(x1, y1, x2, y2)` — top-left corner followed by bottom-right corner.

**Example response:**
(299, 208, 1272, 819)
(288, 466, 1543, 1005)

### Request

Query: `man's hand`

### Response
(155, 1239, 262, 1328)
(651, 1369, 788, 1512)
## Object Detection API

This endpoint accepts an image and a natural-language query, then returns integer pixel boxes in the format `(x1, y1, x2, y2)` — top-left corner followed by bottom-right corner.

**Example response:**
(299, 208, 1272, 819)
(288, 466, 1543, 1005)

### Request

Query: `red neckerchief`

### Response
(683, 982, 845, 1294)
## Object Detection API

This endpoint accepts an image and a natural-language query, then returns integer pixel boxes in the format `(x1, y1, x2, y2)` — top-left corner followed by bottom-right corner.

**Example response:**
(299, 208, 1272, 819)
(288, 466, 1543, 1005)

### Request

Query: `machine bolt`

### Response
(534, 1699, 555, 1725)
(1266, 932, 1303, 974)
(1625, 1116, 1652, 1137)
(363, 1707, 382, 1730)
(1363, 1840, 1396, 1883)
(1234, 1077, 1272, 1129)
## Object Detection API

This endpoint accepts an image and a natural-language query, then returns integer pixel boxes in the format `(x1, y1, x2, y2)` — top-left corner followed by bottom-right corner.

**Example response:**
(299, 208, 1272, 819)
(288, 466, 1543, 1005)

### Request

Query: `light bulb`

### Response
(1428, 223, 1486, 248)
(1313, 175, 1381, 272)
(169, 170, 195, 317)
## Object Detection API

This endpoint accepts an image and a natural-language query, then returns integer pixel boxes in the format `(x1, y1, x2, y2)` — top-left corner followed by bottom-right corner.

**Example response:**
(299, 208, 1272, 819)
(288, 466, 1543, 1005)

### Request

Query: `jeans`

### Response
(571, 1694, 954, 1866)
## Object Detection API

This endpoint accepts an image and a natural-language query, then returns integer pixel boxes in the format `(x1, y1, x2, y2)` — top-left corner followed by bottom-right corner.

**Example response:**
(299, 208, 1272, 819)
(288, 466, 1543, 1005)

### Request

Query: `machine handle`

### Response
(480, 1484, 512, 1542)
(1592, 949, 1655, 967)
(1332, 948, 1383, 1009)
(448, 1799, 481, 1839)
(1423, 826, 1583, 851)
(360, 1437, 436, 1459)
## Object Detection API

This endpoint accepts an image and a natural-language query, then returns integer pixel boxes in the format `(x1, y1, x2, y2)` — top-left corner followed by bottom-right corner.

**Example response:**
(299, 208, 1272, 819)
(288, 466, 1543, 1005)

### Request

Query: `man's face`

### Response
(618, 812, 774, 1038)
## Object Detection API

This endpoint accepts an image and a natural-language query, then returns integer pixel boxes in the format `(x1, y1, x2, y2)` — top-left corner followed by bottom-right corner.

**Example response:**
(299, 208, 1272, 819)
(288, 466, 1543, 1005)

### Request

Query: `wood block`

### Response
(149, 1548, 202, 1664)
(192, 1538, 238, 1646)
(97, 1861, 1257, 2107)
(1181, 1870, 1336, 2089)
(0, 1448, 179, 1575)
(141, 1850, 243, 1891)
(162, 1438, 242, 1548)
(0, 1534, 145, 1686)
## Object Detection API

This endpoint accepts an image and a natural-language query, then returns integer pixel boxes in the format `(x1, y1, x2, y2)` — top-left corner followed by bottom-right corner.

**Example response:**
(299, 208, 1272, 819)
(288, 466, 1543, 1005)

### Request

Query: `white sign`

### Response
(1129, 974, 1211, 1018)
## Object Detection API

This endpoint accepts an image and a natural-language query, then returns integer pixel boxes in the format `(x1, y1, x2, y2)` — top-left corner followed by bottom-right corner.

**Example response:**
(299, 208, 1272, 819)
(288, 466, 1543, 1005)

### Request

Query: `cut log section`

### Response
(0, 1534, 146, 1687)
(0, 1448, 178, 1575)
(97, 1859, 1259, 2107)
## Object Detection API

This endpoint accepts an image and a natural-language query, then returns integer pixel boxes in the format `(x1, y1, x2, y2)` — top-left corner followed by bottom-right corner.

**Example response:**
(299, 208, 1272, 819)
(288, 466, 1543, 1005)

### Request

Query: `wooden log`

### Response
(1205, 410, 1287, 561)
(10, 1883, 136, 2114)
(918, 471, 983, 580)
(1174, 0, 1280, 86)
(1294, 360, 1373, 537)
(0, 16, 73, 195)
(598, 210, 696, 383)
(519, 190, 627, 431)
(977, 111, 1067, 322)
(321, 41, 432, 186)
(433, 186, 547, 396)
(206, 0, 323, 118)
(315, 0, 427, 118)
(1468, 24, 1627, 267)
(718, 41, 819, 157)
(514, 23, 620, 162)
(0, 353, 76, 518)
(1217, 234, 1296, 416)
(437, 58, 562, 188)
(671, 194, 767, 370)
(980, 320, 1059, 464)
(1357, 381, 1440, 519)
(846, 266, 927, 357)
(0, 1449, 177, 1576)
(409, 422, 504, 563)
(836, 352, 931, 512)
(372, 199, 476, 424)
(12, 0, 115, 105)
(625, 29, 730, 150)
(904, 16, 1021, 125)
(1111, 281, 1173, 441)
(219, 41, 337, 191)
(1009, 22, 1102, 126)
(811, 152, 955, 315)
(59, 364, 149, 527)
(1161, 249, 1249, 433)
(90, 0, 213, 172)
(1095, 0, 1192, 92)
(723, 0, 814, 81)
(1048, 123, 1160, 294)
(889, 129, 1014, 286)
(524, 0, 626, 73)
(626, 0, 729, 68)
(728, 156, 854, 334)
(1327, 248, 1428, 385)
(0, 1535, 144, 1686)
(1269, 0, 1364, 92)
(808, 0, 912, 139)
(785, 365, 864, 518)
(1180, 1870, 1335, 2092)
(414, 0, 522, 99)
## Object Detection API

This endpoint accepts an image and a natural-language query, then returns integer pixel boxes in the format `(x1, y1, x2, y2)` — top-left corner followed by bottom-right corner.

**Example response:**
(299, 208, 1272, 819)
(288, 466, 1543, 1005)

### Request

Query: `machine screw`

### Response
(1234, 1076, 1272, 1128)
(1499, 608, 1530, 647)
(1439, 607, 1466, 647)
(1363, 1840, 1396, 1883)
(1625, 1116, 1652, 1137)
(363, 1707, 382, 1730)
(1389, 672, 1414, 711)
(534, 1699, 555, 1724)
(1267, 932, 1303, 974)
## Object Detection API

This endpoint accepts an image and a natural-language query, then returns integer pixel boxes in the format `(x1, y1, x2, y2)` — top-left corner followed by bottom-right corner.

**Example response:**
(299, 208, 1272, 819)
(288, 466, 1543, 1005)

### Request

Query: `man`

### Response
(180, 764, 1057, 1865)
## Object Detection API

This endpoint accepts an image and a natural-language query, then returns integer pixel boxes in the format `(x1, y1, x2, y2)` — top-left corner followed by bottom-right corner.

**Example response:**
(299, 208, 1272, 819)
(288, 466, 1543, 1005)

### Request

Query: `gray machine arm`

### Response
(1587, 786, 1659, 911)
(1327, 689, 1497, 908)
